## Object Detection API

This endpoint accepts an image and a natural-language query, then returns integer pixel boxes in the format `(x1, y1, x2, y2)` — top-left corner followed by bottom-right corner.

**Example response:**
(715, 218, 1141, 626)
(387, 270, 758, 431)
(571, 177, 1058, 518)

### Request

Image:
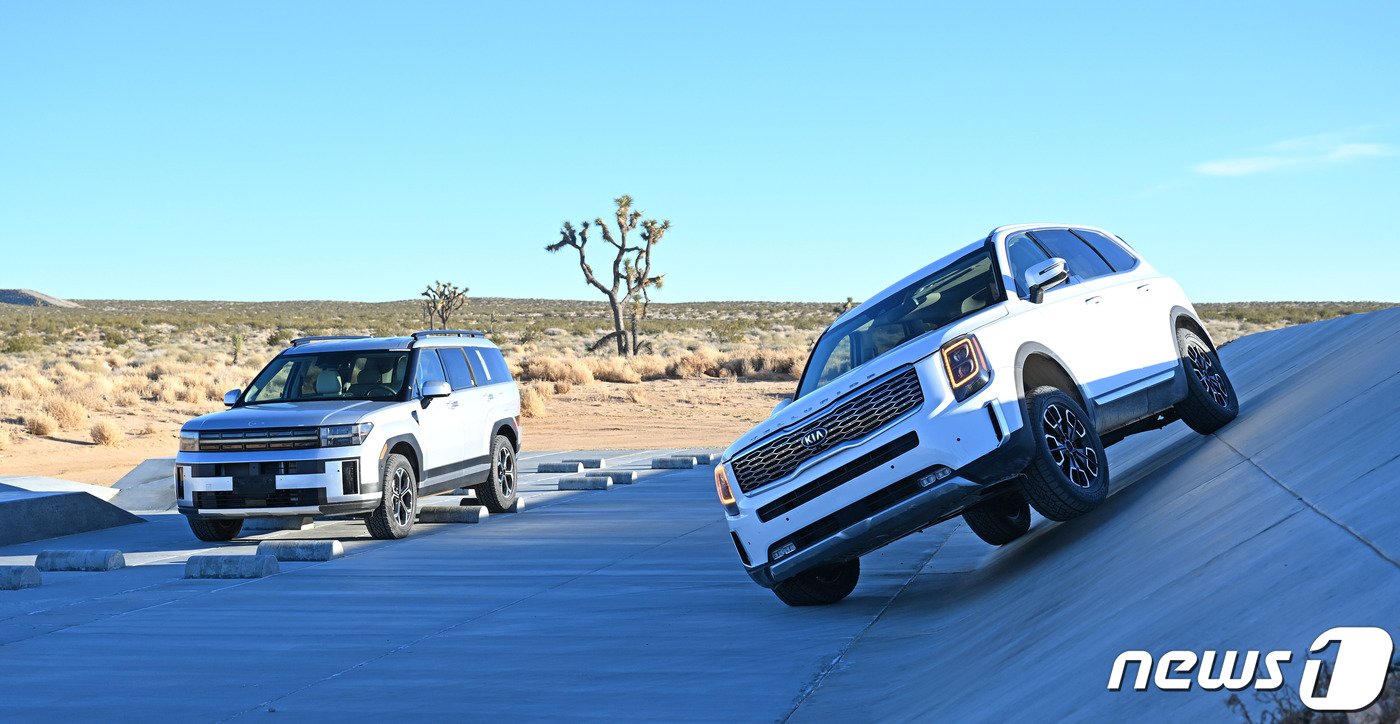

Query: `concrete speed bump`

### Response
(255, 540, 344, 562)
(585, 470, 636, 485)
(418, 504, 489, 524)
(563, 458, 608, 469)
(687, 453, 719, 465)
(504, 497, 525, 513)
(35, 549, 126, 572)
(559, 476, 611, 491)
(537, 462, 585, 474)
(185, 554, 279, 579)
(0, 566, 41, 590)
(652, 457, 696, 469)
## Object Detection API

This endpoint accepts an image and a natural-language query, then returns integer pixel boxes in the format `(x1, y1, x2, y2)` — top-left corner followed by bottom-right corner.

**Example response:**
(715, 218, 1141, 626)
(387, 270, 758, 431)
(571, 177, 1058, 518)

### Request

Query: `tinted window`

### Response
(439, 348, 476, 390)
(472, 347, 513, 384)
(1072, 229, 1137, 272)
(1030, 229, 1113, 281)
(464, 348, 488, 383)
(413, 350, 448, 396)
(244, 351, 408, 403)
(1005, 233, 1052, 298)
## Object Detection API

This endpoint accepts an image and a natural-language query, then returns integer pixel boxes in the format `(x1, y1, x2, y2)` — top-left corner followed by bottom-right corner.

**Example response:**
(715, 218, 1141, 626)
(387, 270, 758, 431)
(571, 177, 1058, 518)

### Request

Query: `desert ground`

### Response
(0, 298, 1391, 485)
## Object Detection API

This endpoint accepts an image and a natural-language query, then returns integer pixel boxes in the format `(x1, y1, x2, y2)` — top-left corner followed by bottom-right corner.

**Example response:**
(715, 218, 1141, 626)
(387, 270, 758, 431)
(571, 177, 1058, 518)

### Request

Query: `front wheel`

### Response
(366, 453, 417, 540)
(772, 558, 860, 607)
(473, 435, 518, 513)
(963, 491, 1031, 545)
(1018, 386, 1110, 522)
(1173, 328, 1239, 435)
(187, 515, 243, 542)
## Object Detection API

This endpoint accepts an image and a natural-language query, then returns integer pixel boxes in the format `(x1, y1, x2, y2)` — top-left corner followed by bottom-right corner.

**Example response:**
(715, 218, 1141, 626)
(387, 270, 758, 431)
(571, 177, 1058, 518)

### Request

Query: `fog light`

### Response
(341, 460, 360, 495)
(919, 466, 954, 488)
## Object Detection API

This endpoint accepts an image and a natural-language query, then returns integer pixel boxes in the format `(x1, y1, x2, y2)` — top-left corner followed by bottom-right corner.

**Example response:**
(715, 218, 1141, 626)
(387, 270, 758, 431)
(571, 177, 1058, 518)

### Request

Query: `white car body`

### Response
(717, 224, 1215, 590)
(175, 331, 521, 525)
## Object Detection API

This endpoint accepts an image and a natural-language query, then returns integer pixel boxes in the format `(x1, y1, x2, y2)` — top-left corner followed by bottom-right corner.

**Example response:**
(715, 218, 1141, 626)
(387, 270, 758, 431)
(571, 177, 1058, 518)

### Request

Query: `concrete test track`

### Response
(0, 309, 1397, 720)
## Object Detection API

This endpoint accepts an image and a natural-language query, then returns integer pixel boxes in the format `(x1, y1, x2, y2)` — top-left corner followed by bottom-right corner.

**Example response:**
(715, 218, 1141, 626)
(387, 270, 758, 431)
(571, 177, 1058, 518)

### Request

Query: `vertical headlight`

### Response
(320, 422, 374, 448)
(941, 335, 991, 402)
(178, 431, 200, 452)
(714, 464, 739, 516)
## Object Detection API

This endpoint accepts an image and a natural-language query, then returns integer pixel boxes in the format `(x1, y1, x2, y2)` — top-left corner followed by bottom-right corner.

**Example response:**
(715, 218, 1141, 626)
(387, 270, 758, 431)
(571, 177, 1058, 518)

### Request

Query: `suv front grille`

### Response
(731, 367, 924, 493)
(194, 488, 326, 509)
(198, 428, 319, 452)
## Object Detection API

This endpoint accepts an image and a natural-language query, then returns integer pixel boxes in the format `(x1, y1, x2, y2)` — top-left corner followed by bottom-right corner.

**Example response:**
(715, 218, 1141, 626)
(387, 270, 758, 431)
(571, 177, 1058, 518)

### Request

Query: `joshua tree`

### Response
(546, 195, 669, 355)
(420, 281, 469, 330)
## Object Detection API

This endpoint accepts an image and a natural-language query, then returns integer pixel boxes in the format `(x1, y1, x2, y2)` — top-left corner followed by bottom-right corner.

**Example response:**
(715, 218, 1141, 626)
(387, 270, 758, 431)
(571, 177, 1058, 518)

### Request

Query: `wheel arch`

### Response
(1171, 307, 1217, 351)
(1013, 342, 1094, 425)
(492, 417, 519, 451)
(382, 434, 422, 481)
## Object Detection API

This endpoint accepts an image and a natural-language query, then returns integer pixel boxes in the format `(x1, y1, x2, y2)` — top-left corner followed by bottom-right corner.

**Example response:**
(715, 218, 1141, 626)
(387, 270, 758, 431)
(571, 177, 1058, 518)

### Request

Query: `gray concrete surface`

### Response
(538, 462, 585, 474)
(0, 565, 41, 590)
(0, 310, 1393, 720)
(652, 456, 696, 469)
(256, 540, 343, 562)
(0, 486, 144, 546)
(417, 504, 488, 523)
(586, 470, 637, 484)
(185, 554, 279, 579)
(109, 457, 177, 512)
(559, 475, 610, 490)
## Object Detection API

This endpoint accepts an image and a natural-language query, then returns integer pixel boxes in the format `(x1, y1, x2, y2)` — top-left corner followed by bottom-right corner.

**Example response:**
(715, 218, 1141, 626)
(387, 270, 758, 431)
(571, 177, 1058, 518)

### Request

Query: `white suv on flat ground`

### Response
(715, 224, 1239, 606)
(176, 330, 522, 541)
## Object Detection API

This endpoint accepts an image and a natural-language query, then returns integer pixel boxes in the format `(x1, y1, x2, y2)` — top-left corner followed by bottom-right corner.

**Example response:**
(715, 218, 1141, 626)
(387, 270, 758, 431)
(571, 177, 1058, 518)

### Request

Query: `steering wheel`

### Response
(362, 384, 396, 397)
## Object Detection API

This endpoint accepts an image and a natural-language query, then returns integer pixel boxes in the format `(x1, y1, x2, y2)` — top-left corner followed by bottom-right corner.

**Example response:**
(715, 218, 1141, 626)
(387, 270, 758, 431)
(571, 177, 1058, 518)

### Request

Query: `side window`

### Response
(1072, 229, 1138, 272)
(440, 348, 476, 390)
(1030, 229, 1113, 281)
(413, 349, 448, 395)
(465, 348, 489, 383)
(482, 348, 513, 382)
(1006, 233, 1051, 298)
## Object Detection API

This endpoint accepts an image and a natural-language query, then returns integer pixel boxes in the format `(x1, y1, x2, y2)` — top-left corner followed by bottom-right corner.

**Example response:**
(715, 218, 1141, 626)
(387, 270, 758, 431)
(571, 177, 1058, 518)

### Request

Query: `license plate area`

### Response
(232, 474, 278, 495)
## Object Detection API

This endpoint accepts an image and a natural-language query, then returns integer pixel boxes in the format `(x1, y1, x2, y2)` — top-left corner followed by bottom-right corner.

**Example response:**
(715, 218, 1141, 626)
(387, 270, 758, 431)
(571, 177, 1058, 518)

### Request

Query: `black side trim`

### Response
(424, 454, 490, 481)
(381, 434, 423, 482)
(756, 432, 919, 522)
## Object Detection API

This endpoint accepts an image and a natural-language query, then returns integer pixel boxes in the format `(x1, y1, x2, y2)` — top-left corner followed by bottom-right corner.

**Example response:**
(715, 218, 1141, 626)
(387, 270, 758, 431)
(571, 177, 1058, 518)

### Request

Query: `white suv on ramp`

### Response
(176, 330, 522, 541)
(715, 224, 1239, 606)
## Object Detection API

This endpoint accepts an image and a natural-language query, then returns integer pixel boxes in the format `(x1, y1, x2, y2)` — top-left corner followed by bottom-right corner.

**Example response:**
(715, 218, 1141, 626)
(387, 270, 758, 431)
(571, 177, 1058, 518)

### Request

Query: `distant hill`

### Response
(0, 289, 81, 308)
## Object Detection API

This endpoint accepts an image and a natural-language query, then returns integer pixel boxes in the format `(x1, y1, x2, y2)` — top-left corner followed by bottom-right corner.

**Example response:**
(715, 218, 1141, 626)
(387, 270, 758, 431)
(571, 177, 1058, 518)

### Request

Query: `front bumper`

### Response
(174, 447, 383, 519)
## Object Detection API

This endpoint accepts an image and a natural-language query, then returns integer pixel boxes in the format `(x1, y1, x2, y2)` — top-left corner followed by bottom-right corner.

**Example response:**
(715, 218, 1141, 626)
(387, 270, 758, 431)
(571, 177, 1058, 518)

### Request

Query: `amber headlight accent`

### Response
(714, 464, 739, 516)
(941, 335, 991, 402)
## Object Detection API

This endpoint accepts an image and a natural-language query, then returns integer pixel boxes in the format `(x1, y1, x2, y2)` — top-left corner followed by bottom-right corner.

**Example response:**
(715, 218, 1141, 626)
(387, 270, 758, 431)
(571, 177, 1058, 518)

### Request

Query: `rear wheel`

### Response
(772, 558, 860, 607)
(366, 453, 417, 540)
(1173, 328, 1239, 435)
(963, 491, 1031, 545)
(473, 435, 518, 513)
(186, 515, 243, 542)
(1018, 386, 1110, 522)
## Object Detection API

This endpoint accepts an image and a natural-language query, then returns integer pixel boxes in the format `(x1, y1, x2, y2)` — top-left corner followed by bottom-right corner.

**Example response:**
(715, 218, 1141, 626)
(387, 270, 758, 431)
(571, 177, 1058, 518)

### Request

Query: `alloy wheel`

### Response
(495, 446, 516, 497)
(392, 467, 415, 527)
(1187, 343, 1230, 408)
(1042, 403, 1099, 488)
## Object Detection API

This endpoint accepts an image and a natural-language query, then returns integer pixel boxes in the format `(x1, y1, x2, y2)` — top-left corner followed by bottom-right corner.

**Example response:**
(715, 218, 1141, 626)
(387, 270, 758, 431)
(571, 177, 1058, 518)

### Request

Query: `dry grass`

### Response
(522, 356, 595, 385)
(43, 397, 89, 429)
(627, 387, 649, 404)
(586, 356, 642, 384)
(23, 413, 57, 437)
(519, 383, 548, 418)
(90, 419, 124, 447)
(0, 425, 10, 450)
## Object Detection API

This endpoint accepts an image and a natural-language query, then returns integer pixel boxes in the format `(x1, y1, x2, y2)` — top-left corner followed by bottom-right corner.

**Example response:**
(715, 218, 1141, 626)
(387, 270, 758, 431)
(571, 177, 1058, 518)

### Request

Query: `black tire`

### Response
(963, 491, 1032, 545)
(1018, 386, 1110, 522)
(366, 453, 417, 540)
(1173, 328, 1239, 435)
(473, 435, 518, 513)
(186, 515, 243, 542)
(772, 558, 860, 607)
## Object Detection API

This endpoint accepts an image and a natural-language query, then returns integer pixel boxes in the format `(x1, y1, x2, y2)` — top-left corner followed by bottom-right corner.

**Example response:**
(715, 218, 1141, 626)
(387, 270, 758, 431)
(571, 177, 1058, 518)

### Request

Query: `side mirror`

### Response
(420, 379, 451, 402)
(1025, 257, 1069, 304)
(771, 397, 793, 417)
(223, 390, 241, 407)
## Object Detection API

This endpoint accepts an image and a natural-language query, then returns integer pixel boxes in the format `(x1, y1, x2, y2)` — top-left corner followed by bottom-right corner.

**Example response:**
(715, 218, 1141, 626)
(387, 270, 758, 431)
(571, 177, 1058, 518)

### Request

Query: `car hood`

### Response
(182, 400, 396, 431)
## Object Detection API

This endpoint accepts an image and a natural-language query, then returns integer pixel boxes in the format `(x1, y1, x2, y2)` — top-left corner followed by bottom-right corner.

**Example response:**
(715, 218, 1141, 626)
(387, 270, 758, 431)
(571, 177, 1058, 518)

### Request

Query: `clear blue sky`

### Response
(2, 2, 1397, 303)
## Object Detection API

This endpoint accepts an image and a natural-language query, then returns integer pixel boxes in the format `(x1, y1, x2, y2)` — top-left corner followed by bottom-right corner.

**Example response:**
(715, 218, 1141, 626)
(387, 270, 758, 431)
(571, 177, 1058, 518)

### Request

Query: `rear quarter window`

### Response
(1029, 228, 1113, 281)
(1072, 229, 1138, 272)
(470, 347, 514, 384)
(439, 348, 476, 390)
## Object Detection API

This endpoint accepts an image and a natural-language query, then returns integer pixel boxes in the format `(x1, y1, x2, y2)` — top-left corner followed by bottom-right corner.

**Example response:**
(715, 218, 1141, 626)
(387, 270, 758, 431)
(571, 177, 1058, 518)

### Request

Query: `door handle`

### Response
(449, 401, 460, 408)
(1084, 296, 1103, 305)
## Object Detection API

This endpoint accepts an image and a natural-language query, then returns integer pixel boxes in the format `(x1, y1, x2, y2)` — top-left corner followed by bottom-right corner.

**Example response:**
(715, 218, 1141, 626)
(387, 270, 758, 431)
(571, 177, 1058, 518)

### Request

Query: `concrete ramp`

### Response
(0, 484, 144, 546)
(788, 306, 1400, 720)
(110, 457, 177, 512)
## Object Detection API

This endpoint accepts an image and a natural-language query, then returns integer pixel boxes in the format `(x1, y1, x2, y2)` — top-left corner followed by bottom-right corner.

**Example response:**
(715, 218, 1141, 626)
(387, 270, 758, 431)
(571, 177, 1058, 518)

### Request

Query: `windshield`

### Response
(796, 247, 1000, 398)
(242, 351, 410, 404)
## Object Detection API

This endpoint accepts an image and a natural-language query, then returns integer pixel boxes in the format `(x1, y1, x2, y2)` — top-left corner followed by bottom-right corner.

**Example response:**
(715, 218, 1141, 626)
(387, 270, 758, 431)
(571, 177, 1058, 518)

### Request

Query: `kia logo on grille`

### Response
(801, 428, 829, 449)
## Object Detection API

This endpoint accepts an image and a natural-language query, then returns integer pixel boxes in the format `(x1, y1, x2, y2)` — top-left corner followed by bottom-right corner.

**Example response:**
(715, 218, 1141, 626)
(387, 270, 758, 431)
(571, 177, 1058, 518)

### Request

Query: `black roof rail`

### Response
(409, 330, 486, 347)
(290, 335, 372, 347)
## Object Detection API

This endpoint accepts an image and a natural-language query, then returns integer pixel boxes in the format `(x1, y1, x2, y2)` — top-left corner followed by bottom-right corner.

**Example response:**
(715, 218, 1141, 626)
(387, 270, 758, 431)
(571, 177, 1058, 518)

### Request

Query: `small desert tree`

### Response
(546, 195, 669, 355)
(421, 281, 469, 330)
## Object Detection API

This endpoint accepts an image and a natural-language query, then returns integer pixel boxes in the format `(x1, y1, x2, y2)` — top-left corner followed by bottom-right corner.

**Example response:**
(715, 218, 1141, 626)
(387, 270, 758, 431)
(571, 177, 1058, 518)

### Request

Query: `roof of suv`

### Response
(280, 334, 499, 355)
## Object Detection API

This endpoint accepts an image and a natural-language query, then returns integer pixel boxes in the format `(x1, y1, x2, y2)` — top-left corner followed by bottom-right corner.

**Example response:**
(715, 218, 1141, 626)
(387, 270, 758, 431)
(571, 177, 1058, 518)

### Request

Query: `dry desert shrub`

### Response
(0, 377, 40, 401)
(627, 387, 648, 404)
(551, 380, 573, 395)
(627, 354, 668, 380)
(139, 422, 161, 436)
(668, 347, 723, 378)
(23, 413, 57, 437)
(112, 389, 141, 408)
(43, 396, 89, 429)
(519, 384, 547, 418)
(586, 356, 641, 384)
(0, 425, 10, 450)
(522, 356, 594, 385)
(90, 419, 124, 447)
